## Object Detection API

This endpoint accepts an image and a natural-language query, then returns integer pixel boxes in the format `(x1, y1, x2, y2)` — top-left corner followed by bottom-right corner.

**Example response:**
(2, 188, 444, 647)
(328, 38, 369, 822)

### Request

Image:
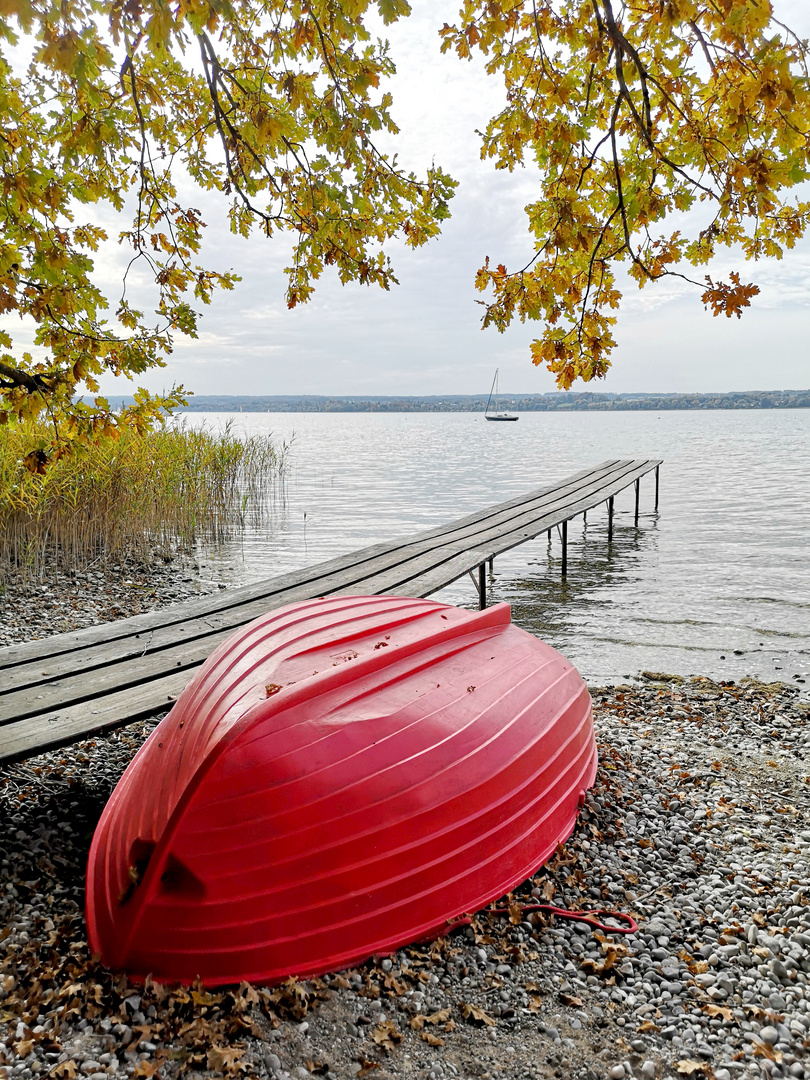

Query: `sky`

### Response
(8, 2, 810, 399)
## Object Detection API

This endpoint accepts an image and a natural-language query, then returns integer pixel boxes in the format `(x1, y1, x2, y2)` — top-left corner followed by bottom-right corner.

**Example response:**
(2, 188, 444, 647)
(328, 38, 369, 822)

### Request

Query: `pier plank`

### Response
(0, 458, 660, 762)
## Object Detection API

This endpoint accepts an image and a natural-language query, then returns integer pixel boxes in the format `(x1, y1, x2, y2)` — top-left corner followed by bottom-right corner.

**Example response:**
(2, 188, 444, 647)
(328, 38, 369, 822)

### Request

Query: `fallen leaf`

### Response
(637, 1020, 660, 1033)
(237, 981, 261, 1007)
(559, 992, 585, 1008)
(207, 1045, 248, 1073)
(51, 1065, 78, 1079)
(507, 899, 523, 925)
(460, 1002, 497, 1027)
(704, 1003, 733, 1022)
(353, 1059, 380, 1078)
(419, 1031, 445, 1046)
(425, 1008, 451, 1025)
(752, 1041, 783, 1063)
(674, 1061, 710, 1075)
(382, 973, 407, 995)
(191, 988, 220, 1008)
(132, 1063, 161, 1079)
(371, 1020, 402, 1051)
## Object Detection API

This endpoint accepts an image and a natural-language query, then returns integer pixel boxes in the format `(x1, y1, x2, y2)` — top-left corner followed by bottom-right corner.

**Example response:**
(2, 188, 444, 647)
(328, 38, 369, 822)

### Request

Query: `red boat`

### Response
(86, 596, 596, 987)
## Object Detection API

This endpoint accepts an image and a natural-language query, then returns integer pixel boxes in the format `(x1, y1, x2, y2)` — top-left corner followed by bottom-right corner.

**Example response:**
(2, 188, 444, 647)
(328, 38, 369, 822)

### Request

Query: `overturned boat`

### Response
(87, 595, 596, 986)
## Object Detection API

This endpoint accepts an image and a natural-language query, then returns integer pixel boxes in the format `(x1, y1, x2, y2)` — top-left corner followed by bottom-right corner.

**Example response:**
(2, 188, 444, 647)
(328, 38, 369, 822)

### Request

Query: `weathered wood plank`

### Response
(0, 460, 627, 669)
(0, 458, 662, 764)
(0, 459, 656, 707)
(0, 671, 191, 763)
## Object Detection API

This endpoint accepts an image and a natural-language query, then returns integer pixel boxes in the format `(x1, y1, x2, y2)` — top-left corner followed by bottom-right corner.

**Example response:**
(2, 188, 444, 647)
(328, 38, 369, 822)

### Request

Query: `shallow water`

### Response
(186, 409, 810, 690)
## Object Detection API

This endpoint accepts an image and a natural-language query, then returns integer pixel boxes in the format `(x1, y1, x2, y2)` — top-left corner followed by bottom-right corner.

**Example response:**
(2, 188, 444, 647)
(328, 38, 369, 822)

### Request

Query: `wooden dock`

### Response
(0, 458, 661, 764)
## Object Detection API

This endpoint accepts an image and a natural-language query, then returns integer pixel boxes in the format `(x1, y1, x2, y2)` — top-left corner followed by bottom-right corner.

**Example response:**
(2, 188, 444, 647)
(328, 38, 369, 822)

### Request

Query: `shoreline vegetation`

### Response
(0, 421, 288, 584)
(100, 389, 810, 414)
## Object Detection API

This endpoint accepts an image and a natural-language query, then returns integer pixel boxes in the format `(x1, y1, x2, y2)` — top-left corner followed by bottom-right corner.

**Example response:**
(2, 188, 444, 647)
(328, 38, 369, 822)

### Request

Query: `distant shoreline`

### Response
(102, 389, 810, 413)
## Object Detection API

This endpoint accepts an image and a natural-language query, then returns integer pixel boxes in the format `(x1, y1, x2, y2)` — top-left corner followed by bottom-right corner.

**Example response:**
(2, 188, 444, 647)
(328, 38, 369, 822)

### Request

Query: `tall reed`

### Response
(0, 420, 288, 582)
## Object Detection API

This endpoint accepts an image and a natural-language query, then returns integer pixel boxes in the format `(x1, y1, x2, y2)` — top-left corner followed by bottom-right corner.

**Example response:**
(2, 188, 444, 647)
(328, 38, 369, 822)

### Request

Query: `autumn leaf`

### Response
(132, 1063, 161, 1079)
(674, 1062, 711, 1075)
(353, 1059, 380, 1078)
(752, 1041, 783, 1063)
(207, 1045, 248, 1073)
(425, 1008, 451, 1024)
(459, 1002, 497, 1027)
(559, 993, 585, 1008)
(704, 1004, 734, 1022)
(701, 273, 760, 319)
(370, 1020, 402, 1051)
(51, 1065, 78, 1079)
(420, 1031, 445, 1046)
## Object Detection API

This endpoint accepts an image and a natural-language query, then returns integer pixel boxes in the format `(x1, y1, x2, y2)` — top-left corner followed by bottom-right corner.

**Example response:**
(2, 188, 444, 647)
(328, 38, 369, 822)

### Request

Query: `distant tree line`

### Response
(99, 389, 810, 413)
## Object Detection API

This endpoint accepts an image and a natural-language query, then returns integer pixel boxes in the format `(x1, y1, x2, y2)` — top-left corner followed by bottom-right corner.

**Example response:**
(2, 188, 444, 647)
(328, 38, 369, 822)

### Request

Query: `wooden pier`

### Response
(0, 458, 660, 764)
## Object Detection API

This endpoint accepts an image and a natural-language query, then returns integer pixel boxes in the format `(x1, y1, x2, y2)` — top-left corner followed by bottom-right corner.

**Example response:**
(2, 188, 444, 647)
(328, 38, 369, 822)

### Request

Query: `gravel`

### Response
(2, 578, 810, 1080)
(0, 556, 221, 648)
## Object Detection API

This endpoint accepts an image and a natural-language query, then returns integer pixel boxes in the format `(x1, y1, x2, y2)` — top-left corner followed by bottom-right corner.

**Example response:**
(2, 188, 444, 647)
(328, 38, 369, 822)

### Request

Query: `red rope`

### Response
(440, 904, 637, 937)
(490, 903, 638, 935)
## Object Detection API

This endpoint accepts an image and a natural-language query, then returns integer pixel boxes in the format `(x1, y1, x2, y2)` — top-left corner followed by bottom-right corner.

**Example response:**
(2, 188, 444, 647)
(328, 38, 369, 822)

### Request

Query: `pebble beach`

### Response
(1, 569, 809, 1080)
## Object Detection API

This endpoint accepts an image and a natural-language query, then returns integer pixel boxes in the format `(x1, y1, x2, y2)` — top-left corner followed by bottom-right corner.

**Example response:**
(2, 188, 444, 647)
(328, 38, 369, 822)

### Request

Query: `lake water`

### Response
(186, 409, 810, 691)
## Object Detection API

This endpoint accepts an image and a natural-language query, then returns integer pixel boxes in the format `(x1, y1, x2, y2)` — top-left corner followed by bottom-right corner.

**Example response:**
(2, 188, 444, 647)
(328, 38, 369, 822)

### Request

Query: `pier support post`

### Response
(655, 465, 660, 512)
(478, 562, 487, 610)
(561, 519, 568, 578)
(634, 479, 640, 526)
(608, 496, 614, 542)
(488, 556, 494, 571)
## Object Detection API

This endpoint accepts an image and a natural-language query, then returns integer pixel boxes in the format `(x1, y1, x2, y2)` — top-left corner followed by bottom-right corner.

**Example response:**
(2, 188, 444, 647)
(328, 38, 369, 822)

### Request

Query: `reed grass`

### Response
(0, 420, 288, 582)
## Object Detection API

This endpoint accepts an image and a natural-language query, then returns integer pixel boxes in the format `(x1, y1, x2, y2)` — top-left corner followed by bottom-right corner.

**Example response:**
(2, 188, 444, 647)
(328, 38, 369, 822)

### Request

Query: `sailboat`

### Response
(484, 369, 519, 421)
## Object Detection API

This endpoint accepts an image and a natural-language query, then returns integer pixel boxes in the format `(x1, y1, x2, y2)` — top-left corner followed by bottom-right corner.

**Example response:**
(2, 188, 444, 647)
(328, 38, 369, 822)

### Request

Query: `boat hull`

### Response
(87, 596, 596, 986)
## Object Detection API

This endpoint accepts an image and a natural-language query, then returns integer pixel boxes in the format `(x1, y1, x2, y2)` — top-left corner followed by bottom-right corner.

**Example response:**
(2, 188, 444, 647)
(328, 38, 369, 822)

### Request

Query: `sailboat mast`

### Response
(485, 369, 498, 415)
